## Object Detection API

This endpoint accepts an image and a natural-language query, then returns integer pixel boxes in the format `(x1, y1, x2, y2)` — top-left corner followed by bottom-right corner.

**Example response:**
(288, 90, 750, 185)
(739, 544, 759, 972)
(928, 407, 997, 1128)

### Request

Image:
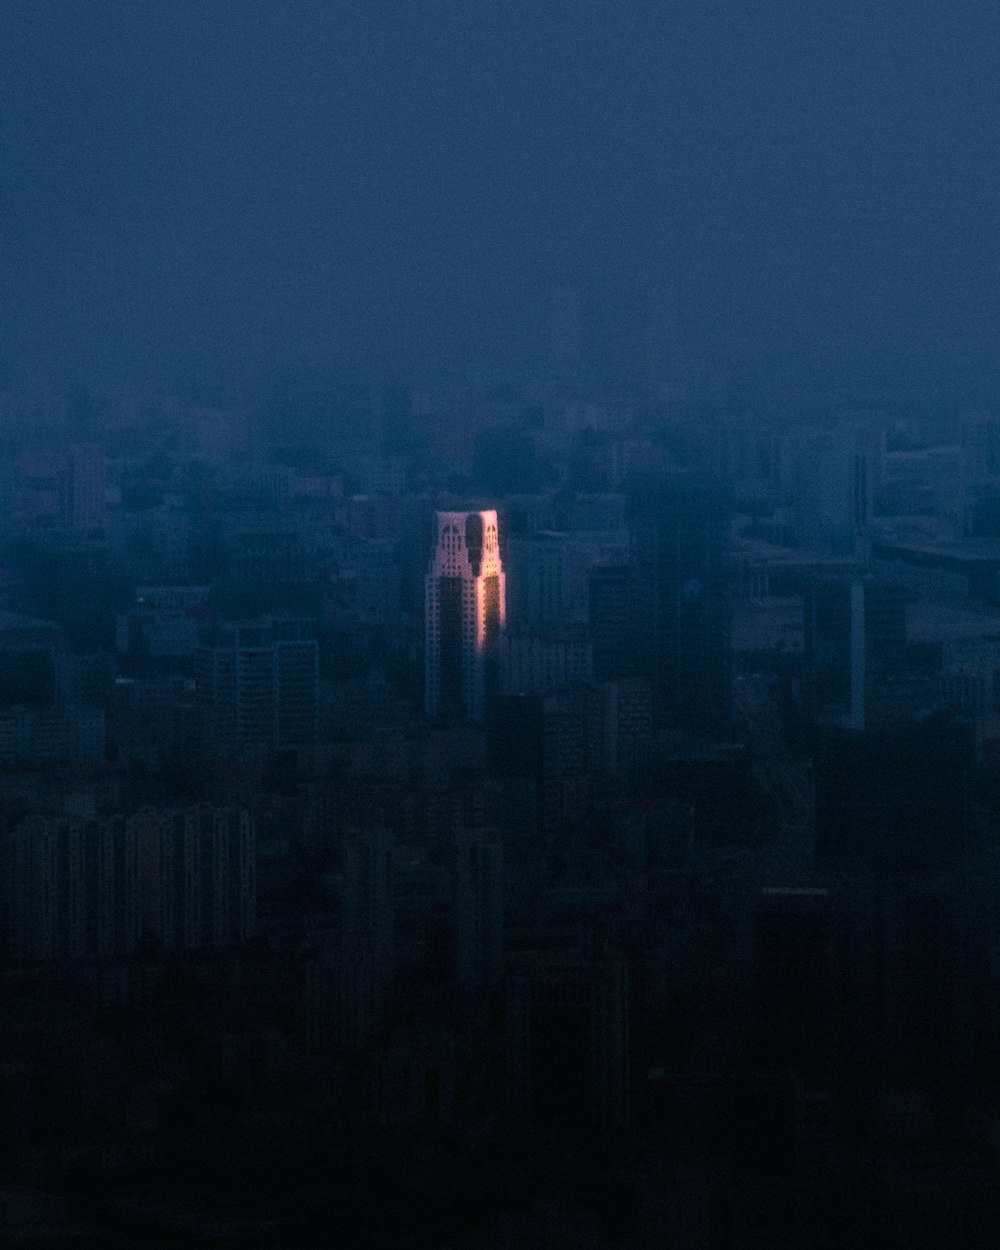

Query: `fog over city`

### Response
(4, 1, 999, 394)
(2, 4, 1000, 1247)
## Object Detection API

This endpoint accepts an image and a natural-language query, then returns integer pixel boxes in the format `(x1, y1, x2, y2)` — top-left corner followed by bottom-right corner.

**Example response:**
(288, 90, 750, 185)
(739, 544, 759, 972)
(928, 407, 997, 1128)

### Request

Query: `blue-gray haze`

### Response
(2, 0, 998, 394)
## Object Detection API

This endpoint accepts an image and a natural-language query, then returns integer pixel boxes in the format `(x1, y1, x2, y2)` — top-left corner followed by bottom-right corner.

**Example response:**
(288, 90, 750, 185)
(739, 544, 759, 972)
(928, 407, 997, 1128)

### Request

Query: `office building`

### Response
(303, 826, 394, 1055)
(804, 576, 909, 732)
(64, 444, 106, 530)
(506, 957, 629, 1134)
(753, 886, 835, 1084)
(424, 509, 505, 723)
(2, 814, 138, 961)
(135, 806, 256, 951)
(0, 611, 63, 709)
(541, 691, 590, 836)
(0, 705, 106, 767)
(628, 472, 732, 736)
(588, 564, 640, 680)
(1, 806, 255, 960)
(499, 624, 592, 696)
(507, 532, 567, 625)
(195, 618, 319, 753)
(590, 678, 653, 781)
(789, 424, 878, 553)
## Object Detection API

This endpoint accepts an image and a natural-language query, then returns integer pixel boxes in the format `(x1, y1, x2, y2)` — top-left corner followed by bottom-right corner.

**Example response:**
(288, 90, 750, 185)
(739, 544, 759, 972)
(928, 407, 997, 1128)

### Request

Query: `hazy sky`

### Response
(2, 0, 998, 393)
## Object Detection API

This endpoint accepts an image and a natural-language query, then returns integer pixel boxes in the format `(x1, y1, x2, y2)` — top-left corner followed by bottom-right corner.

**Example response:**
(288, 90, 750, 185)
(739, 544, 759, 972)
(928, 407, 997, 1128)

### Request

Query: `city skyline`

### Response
(2, 4, 1000, 1245)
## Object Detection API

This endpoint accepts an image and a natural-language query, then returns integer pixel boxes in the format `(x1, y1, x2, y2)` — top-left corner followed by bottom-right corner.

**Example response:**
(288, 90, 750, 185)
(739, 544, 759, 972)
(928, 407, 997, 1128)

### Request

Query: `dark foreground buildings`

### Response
(2, 377, 1000, 1247)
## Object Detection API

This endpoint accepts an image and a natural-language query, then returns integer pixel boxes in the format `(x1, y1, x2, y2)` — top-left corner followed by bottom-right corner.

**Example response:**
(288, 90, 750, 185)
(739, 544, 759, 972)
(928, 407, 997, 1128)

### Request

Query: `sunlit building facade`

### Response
(425, 509, 506, 722)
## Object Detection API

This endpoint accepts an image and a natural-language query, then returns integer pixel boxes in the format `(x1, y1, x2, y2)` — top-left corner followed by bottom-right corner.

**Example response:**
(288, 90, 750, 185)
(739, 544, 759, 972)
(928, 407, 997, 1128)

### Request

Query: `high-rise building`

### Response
(789, 424, 879, 553)
(424, 509, 506, 723)
(0, 706, 106, 767)
(804, 576, 909, 732)
(510, 529, 628, 627)
(0, 610, 63, 708)
(499, 624, 592, 696)
(628, 472, 732, 736)
(805, 578, 867, 731)
(506, 956, 629, 1134)
(453, 828, 504, 991)
(15, 445, 105, 531)
(1, 806, 255, 960)
(588, 564, 640, 680)
(195, 618, 319, 753)
(507, 532, 567, 625)
(64, 444, 106, 530)
(541, 690, 590, 836)
(2, 814, 138, 961)
(138, 806, 256, 950)
(590, 678, 653, 781)
(309, 826, 397, 1051)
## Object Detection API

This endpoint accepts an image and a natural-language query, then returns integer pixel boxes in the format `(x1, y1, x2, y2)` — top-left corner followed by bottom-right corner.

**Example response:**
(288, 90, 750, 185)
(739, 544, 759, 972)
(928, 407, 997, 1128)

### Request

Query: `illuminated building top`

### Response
(425, 509, 506, 722)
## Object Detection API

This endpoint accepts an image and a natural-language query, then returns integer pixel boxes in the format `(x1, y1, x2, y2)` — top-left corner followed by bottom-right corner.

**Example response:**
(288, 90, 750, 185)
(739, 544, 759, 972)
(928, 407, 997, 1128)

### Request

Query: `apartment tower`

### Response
(425, 509, 505, 722)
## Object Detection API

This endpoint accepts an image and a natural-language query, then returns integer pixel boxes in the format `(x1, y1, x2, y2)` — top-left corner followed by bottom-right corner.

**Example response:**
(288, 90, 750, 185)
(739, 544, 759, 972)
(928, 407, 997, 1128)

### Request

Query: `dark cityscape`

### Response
(2, 2, 1000, 1245)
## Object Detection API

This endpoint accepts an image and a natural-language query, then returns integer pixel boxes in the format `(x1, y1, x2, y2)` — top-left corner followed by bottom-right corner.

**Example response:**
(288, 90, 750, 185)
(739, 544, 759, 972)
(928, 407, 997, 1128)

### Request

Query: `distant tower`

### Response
(64, 444, 106, 530)
(805, 576, 908, 732)
(629, 472, 732, 736)
(425, 510, 506, 723)
(791, 425, 878, 554)
(194, 618, 319, 753)
(588, 564, 640, 680)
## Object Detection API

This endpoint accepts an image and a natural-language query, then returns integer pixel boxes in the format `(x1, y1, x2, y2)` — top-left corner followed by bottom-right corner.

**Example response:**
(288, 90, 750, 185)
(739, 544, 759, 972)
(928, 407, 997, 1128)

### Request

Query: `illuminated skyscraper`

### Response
(425, 509, 506, 723)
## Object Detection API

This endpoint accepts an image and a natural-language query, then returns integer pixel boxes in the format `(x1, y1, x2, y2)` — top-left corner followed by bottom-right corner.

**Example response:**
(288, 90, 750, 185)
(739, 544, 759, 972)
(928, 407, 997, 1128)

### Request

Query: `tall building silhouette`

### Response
(506, 957, 629, 1134)
(424, 509, 506, 723)
(194, 618, 319, 753)
(138, 806, 256, 951)
(628, 472, 732, 736)
(789, 423, 879, 554)
(588, 564, 640, 680)
(1, 806, 255, 960)
(804, 576, 909, 732)
(64, 443, 106, 530)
